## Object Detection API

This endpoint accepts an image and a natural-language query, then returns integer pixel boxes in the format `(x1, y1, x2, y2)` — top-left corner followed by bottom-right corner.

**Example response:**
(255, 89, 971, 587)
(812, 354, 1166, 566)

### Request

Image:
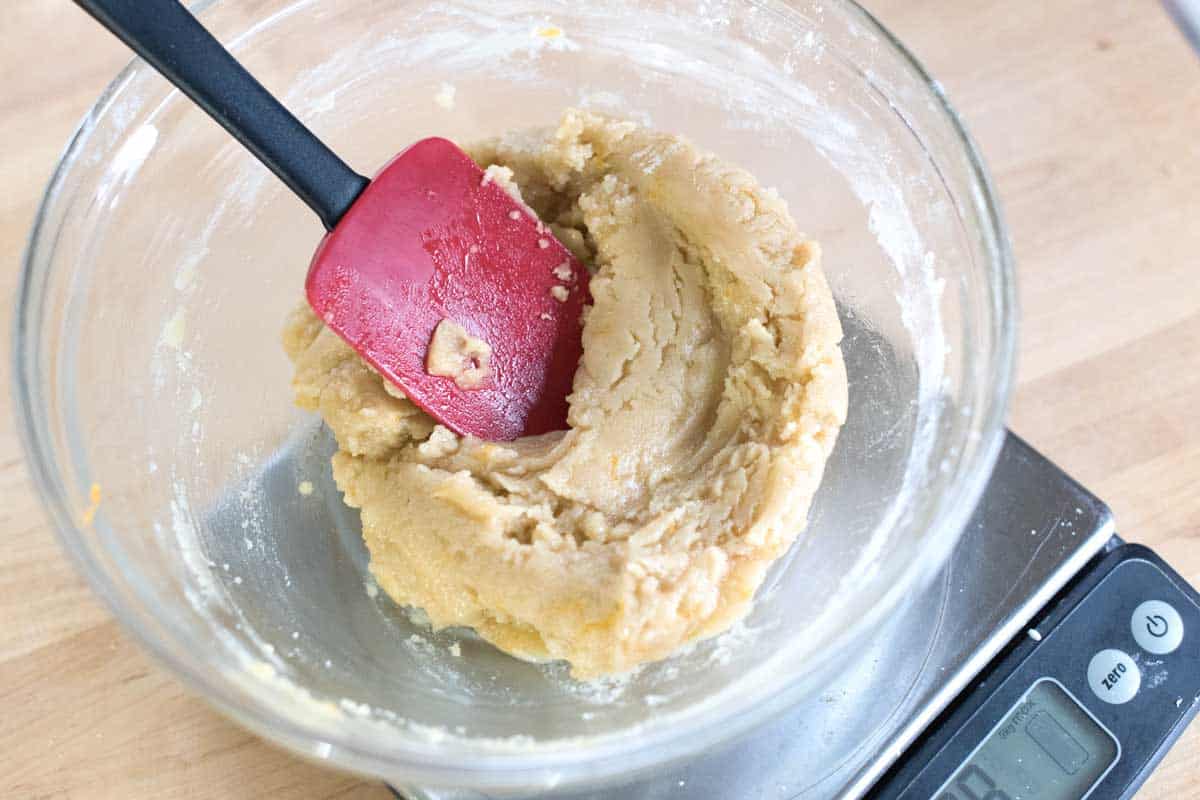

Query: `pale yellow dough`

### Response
(425, 319, 492, 389)
(283, 109, 848, 679)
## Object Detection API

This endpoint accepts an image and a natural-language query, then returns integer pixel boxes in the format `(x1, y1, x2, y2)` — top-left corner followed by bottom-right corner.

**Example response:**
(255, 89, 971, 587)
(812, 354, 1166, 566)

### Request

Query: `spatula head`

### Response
(306, 138, 589, 441)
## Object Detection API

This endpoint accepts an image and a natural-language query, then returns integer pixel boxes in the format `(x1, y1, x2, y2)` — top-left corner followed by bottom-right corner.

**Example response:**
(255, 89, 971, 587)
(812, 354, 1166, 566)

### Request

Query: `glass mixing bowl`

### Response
(14, 0, 1015, 794)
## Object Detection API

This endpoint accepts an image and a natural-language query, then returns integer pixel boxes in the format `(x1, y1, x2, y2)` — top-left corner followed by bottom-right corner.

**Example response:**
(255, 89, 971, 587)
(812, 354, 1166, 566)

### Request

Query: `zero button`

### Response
(1087, 649, 1140, 705)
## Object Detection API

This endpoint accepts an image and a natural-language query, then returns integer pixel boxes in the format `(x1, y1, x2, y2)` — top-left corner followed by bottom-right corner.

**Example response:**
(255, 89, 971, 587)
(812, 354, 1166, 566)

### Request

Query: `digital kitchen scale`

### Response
(393, 434, 1200, 800)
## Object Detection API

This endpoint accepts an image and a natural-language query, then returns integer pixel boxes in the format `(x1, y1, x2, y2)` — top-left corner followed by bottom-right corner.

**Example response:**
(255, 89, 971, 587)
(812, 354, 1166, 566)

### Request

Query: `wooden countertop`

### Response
(2, 1, 1198, 797)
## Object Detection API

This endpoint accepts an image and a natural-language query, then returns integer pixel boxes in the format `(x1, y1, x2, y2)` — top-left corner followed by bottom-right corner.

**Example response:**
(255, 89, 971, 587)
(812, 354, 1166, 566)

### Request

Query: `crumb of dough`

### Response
(549, 285, 570, 302)
(433, 82, 456, 110)
(553, 262, 574, 282)
(283, 109, 847, 679)
(481, 165, 523, 201)
(481, 165, 540, 220)
(297, 480, 314, 496)
(425, 319, 492, 389)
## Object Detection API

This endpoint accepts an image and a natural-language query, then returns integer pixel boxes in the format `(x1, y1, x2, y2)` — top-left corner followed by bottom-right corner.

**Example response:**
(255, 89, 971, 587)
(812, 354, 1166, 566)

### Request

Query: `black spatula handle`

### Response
(74, 0, 369, 230)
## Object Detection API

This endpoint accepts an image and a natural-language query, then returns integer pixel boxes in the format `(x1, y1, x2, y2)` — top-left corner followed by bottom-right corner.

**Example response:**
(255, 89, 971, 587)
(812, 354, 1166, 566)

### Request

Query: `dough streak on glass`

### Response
(282, 109, 848, 679)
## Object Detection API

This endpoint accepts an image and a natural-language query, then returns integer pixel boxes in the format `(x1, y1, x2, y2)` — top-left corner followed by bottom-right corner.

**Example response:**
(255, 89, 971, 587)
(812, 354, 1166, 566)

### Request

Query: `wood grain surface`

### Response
(1, 1, 1197, 797)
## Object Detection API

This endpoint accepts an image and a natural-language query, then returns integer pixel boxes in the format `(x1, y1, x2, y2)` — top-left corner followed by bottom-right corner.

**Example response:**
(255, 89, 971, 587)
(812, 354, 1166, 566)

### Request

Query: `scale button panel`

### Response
(871, 547, 1200, 800)
(1131, 599, 1184, 655)
(1086, 648, 1140, 704)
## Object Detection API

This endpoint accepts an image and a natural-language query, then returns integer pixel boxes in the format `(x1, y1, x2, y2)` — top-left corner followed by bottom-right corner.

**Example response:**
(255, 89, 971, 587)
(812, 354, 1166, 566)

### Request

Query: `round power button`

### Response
(1087, 649, 1140, 705)
(1132, 600, 1184, 655)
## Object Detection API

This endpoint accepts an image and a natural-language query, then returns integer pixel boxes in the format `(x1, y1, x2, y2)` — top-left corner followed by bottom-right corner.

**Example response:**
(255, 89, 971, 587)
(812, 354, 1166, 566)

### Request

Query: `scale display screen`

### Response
(934, 679, 1118, 800)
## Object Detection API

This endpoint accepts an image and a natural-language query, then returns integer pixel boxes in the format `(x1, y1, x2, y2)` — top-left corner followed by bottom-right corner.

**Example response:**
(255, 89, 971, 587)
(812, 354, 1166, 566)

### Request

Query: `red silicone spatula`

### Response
(77, 0, 588, 441)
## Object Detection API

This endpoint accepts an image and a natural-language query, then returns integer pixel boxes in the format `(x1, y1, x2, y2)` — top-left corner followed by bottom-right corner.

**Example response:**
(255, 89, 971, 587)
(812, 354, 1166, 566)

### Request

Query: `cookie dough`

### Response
(426, 319, 491, 389)
(283, 109, 847, 679)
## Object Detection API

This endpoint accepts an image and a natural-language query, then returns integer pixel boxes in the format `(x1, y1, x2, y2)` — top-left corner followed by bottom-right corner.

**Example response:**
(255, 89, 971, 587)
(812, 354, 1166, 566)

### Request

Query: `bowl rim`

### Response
(12, 0, 1017, 791)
